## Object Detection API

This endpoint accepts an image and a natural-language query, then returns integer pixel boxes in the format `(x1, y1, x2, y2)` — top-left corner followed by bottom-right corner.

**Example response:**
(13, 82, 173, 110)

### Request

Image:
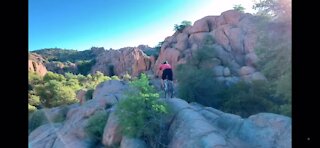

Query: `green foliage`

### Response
(28, 104, 37, 113)
(221, 80, 276, 117)
(233, 4, 245, 12)
(176, 36, 221, 106)
(253, 0, 291, 20)
(43, 71, 66, 82)
(253, 12, 291, 116)
(28, 110, 48, 133)
(28, 93, 41, 106)
(176, 65, 223, 107)
(111, 75, 120, 80)
(29, 71, 43, 86)
(65, 78, 81, 91)
(35, 80, 78, 107)
(122, 72, 132, 81)
(115, 73, 169, 139)
(174, 20, 192, 32)
(32, 48, 96, 63)
(85, 110, 109, 141)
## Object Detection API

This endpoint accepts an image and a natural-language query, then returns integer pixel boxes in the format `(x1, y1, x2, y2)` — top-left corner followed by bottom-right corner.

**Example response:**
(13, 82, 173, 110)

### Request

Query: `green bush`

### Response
(122, 72, 132, 81)
(115, 73, 169, 139)
(233, 4, 245, 12)
(35, 80, 78, 107)
(28, 104, 37, 113)
(176, 36, 222, 106)
(111, 75, 120, 80)
(253, 12, 292, 116)
(221, 81, 276, 117)
(29, 71, 43, 86)
(28, 93, 41, 106)
(174, 20, 192, 32)
(85, 110, 109, 141)
(28, 110, 48, 133)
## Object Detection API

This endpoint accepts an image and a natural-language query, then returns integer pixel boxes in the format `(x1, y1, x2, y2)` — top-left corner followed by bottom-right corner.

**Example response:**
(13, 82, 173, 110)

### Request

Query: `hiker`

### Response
(159, 61, 173, 89)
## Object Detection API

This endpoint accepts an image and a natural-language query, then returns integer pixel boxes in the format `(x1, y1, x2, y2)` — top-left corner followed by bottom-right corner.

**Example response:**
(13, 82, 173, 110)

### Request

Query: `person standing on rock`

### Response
(159, 61, 173, 89)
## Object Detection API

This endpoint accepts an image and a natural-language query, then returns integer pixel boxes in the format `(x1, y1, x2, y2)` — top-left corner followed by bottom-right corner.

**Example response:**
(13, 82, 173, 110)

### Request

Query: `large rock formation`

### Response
(91, 46, 155, 77)
(28, 53, 48, 76)
(29, 80, 291, 148)
(155, 10, 265, 83)
(29, 81, 125, 148)
(165, 98, 291, 148)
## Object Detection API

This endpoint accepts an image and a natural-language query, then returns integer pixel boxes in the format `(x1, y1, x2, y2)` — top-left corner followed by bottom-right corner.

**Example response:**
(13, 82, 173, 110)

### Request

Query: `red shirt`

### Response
(159, 64, 172, 70)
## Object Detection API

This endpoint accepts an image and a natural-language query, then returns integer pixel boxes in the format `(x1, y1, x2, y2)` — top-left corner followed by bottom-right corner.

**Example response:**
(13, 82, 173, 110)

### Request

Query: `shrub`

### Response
(29, 71, 43, 86)
(28, 93, 41, 106)
(28, 110, 48, 133)
(43, 71, 66, 82)
(111, 75, 120, 80)
(176, 36, 221, 106)
(115, 73, 169, 141)
(122, 72, 132, 81)
(28, 104, 37, 113)
(174, 20, 192, 32)
(85, 110, 109, 141)
(35, 80, 78, 107)
(233, 4, 245, 12)
(221, 81, 276, 117)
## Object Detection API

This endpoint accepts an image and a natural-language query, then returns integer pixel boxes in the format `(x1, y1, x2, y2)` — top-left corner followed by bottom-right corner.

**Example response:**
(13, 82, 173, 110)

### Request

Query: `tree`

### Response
(174, 20, 192, 32)
(116, 73, 169, 146)
(233, 4, 245, 12)
(253, 0, 291, 20)
(35, 80, 77, 107)
(43, 71, 66, 82)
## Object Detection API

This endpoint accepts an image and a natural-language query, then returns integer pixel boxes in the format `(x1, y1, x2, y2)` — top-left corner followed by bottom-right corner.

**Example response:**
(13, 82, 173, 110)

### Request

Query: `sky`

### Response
(29, 0, 257, 51)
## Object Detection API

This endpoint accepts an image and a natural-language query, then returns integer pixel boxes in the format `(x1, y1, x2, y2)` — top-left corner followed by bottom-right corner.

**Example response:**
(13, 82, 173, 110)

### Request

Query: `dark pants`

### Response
(162, 69, 173, 81)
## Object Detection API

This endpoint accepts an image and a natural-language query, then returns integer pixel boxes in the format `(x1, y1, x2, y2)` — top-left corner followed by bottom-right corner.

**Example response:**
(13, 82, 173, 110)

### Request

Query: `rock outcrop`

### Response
(91, 46, 155, 77)
(29, 80, 291, 148)
(28, 53, 48, 76)
(165, 98, 291, 148)
(155, 10, 266, 83)
(28, 80, 128, 148)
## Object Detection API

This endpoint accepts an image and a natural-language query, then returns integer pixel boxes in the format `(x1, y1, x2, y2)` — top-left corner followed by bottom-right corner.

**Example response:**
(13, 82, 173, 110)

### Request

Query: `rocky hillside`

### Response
(30, 10, 266, 83)
(29, 80, 291, 148)
(28, 53, 48, 76)
(30, 45, 156, 77)
(154, 10, 264, 84)
(91, 46, 155, 77)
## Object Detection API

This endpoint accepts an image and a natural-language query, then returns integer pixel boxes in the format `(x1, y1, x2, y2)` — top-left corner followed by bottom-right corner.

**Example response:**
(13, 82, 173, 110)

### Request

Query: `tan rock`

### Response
(102, 108, 122, 146)
(189, 17, 210, 34)
(28, 53, 47, 76)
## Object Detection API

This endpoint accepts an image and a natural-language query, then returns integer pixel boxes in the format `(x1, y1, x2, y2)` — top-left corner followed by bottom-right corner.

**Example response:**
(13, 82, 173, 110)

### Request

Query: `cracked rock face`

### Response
(155, 10, 265, 84)
(29, 81, 291, 148)
(29, 53, 48, 76)
(91, 47, 155, 77)
(165, 98, 291, 148)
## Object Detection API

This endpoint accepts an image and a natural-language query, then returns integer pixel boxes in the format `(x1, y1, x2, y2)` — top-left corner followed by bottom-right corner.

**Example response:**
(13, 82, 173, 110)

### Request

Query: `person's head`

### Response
(163, 61, 168, 64)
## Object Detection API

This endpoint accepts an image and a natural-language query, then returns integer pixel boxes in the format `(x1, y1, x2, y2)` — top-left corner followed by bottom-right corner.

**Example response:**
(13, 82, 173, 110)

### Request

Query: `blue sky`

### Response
(29, 0, 256, 51)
